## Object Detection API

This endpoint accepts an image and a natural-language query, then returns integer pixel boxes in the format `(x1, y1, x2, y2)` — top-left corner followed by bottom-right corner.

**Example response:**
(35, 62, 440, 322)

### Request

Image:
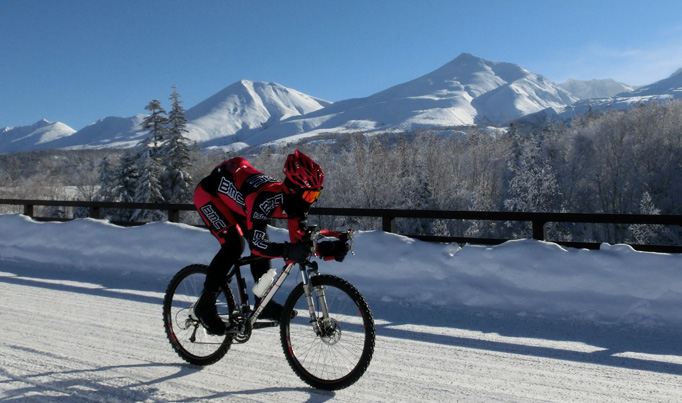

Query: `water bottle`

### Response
(252, 268, 277, 298)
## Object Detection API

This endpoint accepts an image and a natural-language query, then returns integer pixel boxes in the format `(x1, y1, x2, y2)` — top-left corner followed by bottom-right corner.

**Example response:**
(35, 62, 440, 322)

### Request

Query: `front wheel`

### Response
(162, 264, 235, 366)
(280, 274, 375, 390)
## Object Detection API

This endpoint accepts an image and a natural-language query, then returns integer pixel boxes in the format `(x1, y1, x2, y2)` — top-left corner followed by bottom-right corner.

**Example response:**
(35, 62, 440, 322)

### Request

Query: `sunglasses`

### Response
(301, 189, 322, 203)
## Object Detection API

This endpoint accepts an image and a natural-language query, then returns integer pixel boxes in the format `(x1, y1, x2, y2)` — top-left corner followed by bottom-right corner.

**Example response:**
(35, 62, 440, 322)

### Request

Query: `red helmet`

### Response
(283, 150, 324, 189)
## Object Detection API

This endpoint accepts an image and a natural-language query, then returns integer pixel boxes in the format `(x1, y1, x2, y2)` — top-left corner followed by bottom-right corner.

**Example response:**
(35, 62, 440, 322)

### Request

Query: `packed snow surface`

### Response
(1, 214, 682, 401)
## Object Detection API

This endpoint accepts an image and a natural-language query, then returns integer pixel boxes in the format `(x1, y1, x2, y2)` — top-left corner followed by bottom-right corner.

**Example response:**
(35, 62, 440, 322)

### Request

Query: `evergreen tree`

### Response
(132, 99, 168, 220)
(110, 152, 139, 221)
(96, 156, 116, 202)
(141, 99, 168, 149)
(160, 85, 196, 203)
(132, 148, 165, 221)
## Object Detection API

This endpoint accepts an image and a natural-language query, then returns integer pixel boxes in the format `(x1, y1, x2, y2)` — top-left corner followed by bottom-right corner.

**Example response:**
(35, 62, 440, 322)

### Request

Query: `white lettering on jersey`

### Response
(252, 230, 269, 250)
(258, 194, 283, 216)
(200, 204, 226, 231)
(217, 177, 245, 207)
(247, 174, 276, 188)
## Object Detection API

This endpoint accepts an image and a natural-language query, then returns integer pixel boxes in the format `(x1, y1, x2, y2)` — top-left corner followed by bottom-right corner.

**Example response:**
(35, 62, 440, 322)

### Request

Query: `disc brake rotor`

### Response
(319, 318, 341, 345)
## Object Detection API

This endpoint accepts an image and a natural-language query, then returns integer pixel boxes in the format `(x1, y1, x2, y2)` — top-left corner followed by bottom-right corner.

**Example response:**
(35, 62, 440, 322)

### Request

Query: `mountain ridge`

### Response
(558, 78, 636, 100)
(2, 53, 681, 153)
(238, 53, 579, 147)
(0, 119, 76, 153)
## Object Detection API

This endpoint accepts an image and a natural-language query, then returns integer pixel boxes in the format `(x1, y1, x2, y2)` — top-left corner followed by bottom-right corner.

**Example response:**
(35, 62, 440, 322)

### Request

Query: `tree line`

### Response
(97, 85, 199, 221)
(1, 97, 681, 245)
(251, 100, 682, 245)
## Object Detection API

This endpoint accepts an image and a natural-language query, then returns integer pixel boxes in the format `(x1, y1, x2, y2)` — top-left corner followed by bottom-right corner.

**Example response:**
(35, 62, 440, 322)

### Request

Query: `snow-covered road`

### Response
(2, 262, 682, 402)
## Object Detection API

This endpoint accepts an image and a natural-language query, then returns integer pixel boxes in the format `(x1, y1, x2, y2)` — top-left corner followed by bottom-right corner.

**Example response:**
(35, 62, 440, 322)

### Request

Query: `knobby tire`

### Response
(162, 264, 235, 366)
(280, 274, 375, 390)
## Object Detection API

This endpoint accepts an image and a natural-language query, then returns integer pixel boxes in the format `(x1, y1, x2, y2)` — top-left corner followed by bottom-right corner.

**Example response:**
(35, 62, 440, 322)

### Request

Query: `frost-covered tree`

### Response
(628, 192, 675, 246)
(160, 85, 196, 203)
(109, 152, 139, 221)
(141, 99, 168, 149)
(132, 149, 165, 221)
(504, 141, 562, 213)
(131, 99, 168, 220)
(96, 156, 117, 202)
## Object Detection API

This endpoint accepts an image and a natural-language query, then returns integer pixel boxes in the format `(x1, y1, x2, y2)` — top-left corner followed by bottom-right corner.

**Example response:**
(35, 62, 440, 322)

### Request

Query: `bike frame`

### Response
(224, 228, 349, 336)
(227, 257, 321, 330)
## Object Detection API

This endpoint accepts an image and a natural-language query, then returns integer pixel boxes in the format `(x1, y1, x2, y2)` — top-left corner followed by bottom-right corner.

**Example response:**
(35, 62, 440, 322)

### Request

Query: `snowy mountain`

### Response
(184, 80, 332, 149)
(558, 78, 635, 100)
(241, 53, 579, 147)
(0, 119, 76, 153)
(522, 68, 682, 125)
(44, 114, 149, 149)
(3, 54, 682, 153)
(0, 81, 330, 153)
(622, 67, 682, 98)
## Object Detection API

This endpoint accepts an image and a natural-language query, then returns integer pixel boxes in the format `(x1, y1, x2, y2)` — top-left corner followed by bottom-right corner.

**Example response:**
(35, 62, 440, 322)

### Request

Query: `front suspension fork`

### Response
(300, 262, 331, 336)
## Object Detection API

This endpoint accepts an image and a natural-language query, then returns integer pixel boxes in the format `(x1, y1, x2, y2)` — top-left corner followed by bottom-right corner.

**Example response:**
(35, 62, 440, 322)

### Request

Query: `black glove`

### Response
(317, 240, 350, 262)
(283, 242, 313, 264)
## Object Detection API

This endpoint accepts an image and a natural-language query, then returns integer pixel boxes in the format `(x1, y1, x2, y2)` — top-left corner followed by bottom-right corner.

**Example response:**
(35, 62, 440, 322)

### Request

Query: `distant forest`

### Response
(1, 100, 681, 246)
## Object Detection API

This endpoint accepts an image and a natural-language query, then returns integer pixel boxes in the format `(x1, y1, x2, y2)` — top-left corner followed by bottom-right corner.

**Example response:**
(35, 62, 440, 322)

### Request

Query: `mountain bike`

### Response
(162, 228, 375, 390)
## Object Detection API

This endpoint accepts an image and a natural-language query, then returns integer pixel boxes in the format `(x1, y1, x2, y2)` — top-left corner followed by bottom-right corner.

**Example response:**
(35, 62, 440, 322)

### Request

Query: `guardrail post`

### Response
(168, 209, 180, 223)
(532, 219, 547, 241)
(382, 216, 396, 233)
(23, 204, 34, 217)
(90, 206, 101, 219)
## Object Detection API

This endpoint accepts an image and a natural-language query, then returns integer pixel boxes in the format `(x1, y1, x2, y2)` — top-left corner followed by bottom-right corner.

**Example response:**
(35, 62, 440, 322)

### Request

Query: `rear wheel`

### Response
(163, 264, 235, 365)
(280, 274, 375, 390)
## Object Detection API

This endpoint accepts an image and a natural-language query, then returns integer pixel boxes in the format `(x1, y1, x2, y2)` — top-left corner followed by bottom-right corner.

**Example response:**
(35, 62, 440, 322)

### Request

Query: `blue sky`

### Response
(2, 0, 682, 131)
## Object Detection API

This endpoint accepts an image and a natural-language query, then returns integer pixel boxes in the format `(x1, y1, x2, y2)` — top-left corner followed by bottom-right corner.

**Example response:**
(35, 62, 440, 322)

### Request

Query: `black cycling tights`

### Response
(203, 226, 271, 293)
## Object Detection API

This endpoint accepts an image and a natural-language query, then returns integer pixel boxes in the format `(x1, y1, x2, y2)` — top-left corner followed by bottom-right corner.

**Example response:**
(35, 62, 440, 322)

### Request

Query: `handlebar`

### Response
(307, 226, 355, 257)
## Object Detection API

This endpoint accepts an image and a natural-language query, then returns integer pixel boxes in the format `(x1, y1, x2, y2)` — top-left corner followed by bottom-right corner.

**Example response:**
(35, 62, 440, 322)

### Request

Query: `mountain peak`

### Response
(453, 52, 481, 61)
(33, 119, 53, 128)
(0, 119, 75, 152)
(183, 80, 331, 146)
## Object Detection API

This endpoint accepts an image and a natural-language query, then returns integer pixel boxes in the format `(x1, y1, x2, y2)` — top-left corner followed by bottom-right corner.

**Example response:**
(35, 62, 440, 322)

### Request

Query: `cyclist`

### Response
(193, 150, 349, 335)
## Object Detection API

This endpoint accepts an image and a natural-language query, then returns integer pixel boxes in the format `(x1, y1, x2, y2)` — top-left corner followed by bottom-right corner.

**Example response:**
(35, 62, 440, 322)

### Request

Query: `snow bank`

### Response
(1, 214, 681, 327)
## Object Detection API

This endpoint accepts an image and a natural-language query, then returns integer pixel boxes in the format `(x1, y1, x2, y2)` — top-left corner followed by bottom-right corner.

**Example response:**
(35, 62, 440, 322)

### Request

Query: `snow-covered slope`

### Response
(0, 120, 76, 152)
(45, 114, 148, 149)
(521, 69, 682, 126)
(558, 78, 635, 100)
(622, 67, 682, 98)
(184, 80, 332, 148)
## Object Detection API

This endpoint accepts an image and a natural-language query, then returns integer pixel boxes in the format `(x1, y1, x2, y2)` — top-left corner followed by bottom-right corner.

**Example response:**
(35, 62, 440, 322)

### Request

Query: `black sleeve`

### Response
(246, 191, 286, 258)
(247, 220, 285, 258)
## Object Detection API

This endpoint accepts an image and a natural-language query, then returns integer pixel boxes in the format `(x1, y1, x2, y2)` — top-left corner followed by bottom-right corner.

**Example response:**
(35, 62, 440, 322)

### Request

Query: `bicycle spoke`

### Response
(163, 264, 235, 366)
(281, 274, 375, 390)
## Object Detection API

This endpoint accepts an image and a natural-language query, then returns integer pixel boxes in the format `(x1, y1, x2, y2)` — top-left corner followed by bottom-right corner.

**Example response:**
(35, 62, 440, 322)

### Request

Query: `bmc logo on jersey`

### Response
(217, 177, 245, 207)
(246, 174, 276, 189)
(252, 230, 269, 250)
(200, 202, 227, 232)
(259, 194, 283, 216)
(252, 212, 269, 221)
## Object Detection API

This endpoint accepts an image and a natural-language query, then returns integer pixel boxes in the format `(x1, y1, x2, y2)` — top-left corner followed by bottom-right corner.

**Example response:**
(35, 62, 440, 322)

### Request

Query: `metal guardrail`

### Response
(1, 198, 681, 253)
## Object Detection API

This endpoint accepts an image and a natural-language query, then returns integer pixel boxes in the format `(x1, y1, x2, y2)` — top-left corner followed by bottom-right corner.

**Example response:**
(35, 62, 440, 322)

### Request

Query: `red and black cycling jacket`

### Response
(200, 157, 309, 258)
